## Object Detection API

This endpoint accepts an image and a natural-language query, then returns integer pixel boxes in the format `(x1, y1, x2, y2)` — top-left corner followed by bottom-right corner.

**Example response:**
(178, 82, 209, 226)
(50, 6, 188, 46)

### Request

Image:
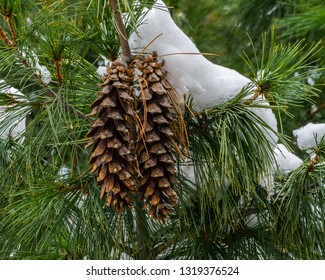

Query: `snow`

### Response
(180, 163, 196, 184)
(260, 144, 302, 196)
(36, 62, 51, 85)
(57, 166, 69, 180)
(273, 144, 302, 173)
(293, 123, 325, 150)
(0, 80, 26, 139)
(129, 0, 251, 109)
(129, 0, 285, 193)
(22, 49, 51, 85)
(247, 95, 278, 144)
(259, 173, 275, 197)
(97, 56, 111, 76)
(245, 213, 259, 228)
(96, 66, 107, 76)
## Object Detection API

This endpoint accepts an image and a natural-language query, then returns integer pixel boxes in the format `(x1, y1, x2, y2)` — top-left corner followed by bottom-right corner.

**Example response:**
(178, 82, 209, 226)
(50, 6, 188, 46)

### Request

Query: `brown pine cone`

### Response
(135, 52, 178, 220)
(86, 59, 137, 212)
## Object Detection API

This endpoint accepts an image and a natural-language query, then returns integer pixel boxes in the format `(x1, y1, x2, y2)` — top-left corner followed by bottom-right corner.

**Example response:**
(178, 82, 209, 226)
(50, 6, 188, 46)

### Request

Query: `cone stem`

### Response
(109, 0, 133, 63)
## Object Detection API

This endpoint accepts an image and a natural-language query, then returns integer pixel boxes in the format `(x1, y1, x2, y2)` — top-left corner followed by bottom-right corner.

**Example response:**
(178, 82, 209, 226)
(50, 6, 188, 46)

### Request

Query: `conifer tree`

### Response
(0, 0, 324, 260)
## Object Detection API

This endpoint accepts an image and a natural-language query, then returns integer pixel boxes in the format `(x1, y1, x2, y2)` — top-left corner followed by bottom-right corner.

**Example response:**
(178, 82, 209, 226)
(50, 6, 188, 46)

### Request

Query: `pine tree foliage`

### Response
(0, 0, 324, 260)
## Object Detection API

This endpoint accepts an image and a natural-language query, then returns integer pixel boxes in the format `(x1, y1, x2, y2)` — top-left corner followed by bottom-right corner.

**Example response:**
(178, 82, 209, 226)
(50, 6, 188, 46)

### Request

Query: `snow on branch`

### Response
(293, 123, 325, 151)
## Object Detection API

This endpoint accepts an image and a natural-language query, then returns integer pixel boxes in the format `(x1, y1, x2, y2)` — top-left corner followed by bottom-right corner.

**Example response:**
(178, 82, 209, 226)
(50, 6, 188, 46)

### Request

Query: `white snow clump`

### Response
(293, 123, 325, 150)
(22, 49, 51, 85)
(260, 144, 302, 196)
(247, 95, 278, 144)
(57, 165, 70, 180)
(0, 80, 26, 139)
(96, 66, 107, 76)
(36, 63, 51, 85)
(259, 173, 275, 197)
(180, 163, 196, 184)
(96, 56, 111, 76)
(245, 213, 259, 228)
(273, 144, 302, 174)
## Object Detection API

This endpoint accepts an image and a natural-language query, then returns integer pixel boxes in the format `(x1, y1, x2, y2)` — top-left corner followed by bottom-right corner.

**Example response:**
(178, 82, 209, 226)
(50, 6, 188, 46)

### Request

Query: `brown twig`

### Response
(109, 0, 133, 63)
(306, 154, 320, 173)
(0, 25, 12, 46)
(244, 88, 263, 105)
(3, 16, 16, 44)
(309, 103, 325, 120)
(130, 33, 163, 66)
(302, 152, 321, 190)
(54, 59, 63, 87)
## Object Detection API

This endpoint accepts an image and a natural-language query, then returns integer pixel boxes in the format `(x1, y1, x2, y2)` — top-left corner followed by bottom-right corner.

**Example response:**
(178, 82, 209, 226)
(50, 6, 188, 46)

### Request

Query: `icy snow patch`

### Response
(274, 144, 302, 174)
(260, 144, 302, 196)
(245, 213, 259, 228)
(96, 66, 107, 76)
(97, 56, 112, 76)
(180, 163, 196, 184)
(247, 95, 278, 145)
(0, 81, 26, 139)
(57, 166, 70, 180)
(21, 49, 51, 84)
(36, 62, 51, 84)
(293, 123, 325, 150)
(259, 173, 275, 197)
(129, 0, 251, 109)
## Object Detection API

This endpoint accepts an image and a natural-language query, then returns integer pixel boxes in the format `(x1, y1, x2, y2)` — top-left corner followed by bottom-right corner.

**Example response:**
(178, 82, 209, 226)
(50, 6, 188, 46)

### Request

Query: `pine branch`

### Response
(20, 58, 92, 122)
(109, 0, 133, 63)
(0, 32, 91, 122)
(1, 16, 89, 122)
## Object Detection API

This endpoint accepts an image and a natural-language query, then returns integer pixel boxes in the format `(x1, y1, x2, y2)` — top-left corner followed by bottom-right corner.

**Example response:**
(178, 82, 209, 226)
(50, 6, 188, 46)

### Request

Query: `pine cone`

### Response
(86, 59, 136, 212)
(136, 52, 178, 220)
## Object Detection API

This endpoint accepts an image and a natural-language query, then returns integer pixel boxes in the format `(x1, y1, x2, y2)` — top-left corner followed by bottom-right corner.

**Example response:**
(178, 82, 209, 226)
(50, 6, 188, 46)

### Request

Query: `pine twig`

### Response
(36, 72, 91, 122)
(109, 0, 133, 63)
(309, 103, 325, 120)
(20, 58, 92, 123)
(0, 25, 12, 46)
(306, 154, 320, 173)
(3, 16, 16, 45)
(244, 88, 264, 105)
(0, 13, 88, 122)
(54, 59, 63, 87)
(302, 152, 321, 189)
